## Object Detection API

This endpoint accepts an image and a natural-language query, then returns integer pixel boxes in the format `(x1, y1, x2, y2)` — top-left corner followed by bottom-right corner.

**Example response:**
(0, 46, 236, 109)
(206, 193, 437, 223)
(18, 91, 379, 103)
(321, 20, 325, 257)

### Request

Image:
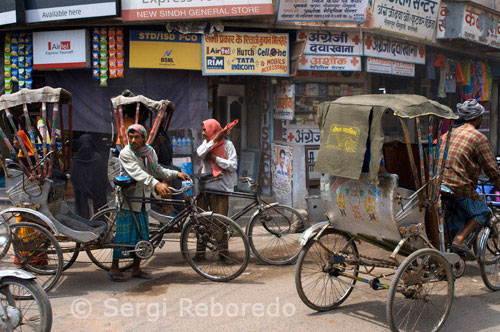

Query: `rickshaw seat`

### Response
(54, 209, 107, 232)
(113, 176, 136, 189)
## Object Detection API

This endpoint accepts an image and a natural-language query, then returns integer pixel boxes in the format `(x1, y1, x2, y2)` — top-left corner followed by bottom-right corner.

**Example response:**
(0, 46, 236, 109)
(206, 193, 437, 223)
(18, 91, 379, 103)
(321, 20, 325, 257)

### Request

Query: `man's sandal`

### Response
(108, 271, 126, 282)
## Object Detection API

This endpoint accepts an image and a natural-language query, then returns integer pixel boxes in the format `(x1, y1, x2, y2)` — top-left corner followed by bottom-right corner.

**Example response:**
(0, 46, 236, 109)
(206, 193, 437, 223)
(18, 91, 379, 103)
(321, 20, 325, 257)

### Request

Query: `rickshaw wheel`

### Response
(295, 228, 358, 312)
(86, 207, 133, 272)
(56, 237, 80, 271)
(386, 248, 454, 332)
(478, 221, 500, 291)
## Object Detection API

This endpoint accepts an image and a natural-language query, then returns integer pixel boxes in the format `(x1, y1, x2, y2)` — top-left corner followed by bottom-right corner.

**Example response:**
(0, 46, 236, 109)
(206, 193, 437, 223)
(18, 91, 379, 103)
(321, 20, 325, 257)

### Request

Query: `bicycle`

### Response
(88, 175, 250, 282)
(200, 176, 305, 265)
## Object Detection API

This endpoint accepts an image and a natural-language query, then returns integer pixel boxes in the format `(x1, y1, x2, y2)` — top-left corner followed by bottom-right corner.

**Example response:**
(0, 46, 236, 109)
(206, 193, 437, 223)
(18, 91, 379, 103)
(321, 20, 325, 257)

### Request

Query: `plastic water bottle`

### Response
(186, 136, 192, 154)
(181, 137, 188, 154)
(172, 137, 178, 154)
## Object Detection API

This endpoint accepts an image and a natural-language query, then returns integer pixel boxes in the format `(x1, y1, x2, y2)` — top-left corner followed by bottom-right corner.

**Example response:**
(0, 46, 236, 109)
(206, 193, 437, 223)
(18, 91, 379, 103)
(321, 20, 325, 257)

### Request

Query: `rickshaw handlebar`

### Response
(167, 178, 194, 194)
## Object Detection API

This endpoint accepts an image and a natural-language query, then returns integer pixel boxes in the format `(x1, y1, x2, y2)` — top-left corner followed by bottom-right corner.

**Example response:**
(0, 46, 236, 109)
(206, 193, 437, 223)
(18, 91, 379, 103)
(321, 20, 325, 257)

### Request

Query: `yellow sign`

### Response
(202, 32, 289, 76)
(326, 124, 360, 153)
(129, 30, 201, 70)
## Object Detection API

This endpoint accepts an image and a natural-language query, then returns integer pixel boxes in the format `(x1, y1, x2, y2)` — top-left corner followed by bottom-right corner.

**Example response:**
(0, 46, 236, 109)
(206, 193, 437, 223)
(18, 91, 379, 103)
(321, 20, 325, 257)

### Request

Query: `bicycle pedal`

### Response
(157, 240, 165, 249)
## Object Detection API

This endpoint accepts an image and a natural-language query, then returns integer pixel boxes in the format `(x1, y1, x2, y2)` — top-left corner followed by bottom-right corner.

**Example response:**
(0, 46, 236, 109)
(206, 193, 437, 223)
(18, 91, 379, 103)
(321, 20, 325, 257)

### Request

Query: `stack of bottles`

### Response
(172, 136, 192, 155)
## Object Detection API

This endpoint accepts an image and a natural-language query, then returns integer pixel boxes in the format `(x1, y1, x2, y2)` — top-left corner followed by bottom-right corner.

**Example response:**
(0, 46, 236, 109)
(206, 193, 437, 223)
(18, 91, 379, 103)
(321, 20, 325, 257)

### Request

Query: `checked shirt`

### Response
(441, 123, 500, 200)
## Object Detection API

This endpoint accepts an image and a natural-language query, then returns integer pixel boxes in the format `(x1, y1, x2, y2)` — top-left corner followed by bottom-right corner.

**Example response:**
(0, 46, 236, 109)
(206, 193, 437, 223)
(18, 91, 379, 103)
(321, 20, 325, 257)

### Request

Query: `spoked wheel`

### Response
(387, 248, 454, 332)
(181, 212, 250, 282)
(0, 277, 52, 332)
(55, 237, 80, 271)
(247, 204, 304, 265)
(4, 222, 63, 294)
(86, 208, 134, 272)
(479, 222, 500, 291)
(295, 228, 358, 311)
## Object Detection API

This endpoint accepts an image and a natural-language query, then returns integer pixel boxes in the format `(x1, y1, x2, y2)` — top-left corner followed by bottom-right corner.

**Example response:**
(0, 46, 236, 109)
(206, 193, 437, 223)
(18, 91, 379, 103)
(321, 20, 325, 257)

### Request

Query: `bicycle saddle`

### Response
(191, 173, 213, 181)
(113, 176, 137, 189)
(440, 184, 455, 197)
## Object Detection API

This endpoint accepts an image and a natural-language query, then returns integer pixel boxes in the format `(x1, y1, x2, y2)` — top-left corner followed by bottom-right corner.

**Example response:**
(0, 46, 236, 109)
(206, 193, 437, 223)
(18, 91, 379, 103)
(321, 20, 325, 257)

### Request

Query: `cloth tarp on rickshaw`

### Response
(316, 94, 456, 185)
(0, 87, 72, 114)
(110, 95, 173, 113)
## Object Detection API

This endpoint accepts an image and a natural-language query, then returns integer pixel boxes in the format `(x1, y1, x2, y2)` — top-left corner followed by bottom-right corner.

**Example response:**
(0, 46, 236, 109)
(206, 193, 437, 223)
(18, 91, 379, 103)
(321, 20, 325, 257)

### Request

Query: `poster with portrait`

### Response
(272, 144, 293, 193)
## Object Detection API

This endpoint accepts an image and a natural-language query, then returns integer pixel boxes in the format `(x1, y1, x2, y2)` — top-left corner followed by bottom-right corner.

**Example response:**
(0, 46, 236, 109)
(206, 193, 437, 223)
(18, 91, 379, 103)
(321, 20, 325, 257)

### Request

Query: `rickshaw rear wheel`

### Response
(86, 207, 134, 272)
(295, 228, 358, 312)
(386, 248, 454, 332)
(478, 221, 500, 291)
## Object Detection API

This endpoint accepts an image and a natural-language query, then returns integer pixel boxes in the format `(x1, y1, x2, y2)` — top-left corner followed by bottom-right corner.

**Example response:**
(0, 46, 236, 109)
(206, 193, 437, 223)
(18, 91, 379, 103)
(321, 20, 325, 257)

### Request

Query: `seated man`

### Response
(110, 124, 189, 281)
(441, 99, 500, 260)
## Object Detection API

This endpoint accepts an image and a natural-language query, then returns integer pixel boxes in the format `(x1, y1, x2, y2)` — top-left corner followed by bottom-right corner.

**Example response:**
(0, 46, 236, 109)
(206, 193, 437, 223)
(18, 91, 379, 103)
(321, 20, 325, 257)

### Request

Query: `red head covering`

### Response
(17, 130, 34, 157)
(203, 119, 227, 177)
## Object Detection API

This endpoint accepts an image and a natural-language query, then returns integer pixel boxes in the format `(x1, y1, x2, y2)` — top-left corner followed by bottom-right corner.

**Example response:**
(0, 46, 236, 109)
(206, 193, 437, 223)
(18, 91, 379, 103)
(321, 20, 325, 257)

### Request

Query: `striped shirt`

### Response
(441, 123, 500, 199)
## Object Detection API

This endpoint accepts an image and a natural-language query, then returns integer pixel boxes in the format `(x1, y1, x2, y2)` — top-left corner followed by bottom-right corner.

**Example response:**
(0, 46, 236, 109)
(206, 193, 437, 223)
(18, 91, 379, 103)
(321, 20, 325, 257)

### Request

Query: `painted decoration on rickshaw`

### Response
(325, 124, 361, 153)
(202, 32, 289, 76)
(121, 0, 273, 21)
(274, 83, 295, 120)
(299, 31, 363, 56)
(129, 30, 201, 70)
(277, 0, 369, 22)
(372, 0, 441, 41)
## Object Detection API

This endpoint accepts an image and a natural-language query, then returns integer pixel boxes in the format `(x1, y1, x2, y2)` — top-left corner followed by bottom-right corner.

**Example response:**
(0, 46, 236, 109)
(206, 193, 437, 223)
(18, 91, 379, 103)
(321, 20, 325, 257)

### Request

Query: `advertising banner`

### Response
(129, 30, 201, 70)
(366, 57, 415, 77)
(202, 32, 289, 76)
(300, 31, 363, 56)
(121, 0, 273, 21)
(25, 0, 118, 23)
(363, 33, 425, 64)
(33, 29, 89, 69)
(0, 1, 22, 26)
(372, 0, 441, 41)
(277, 0, 370, 22)
(274, 83, 295, 120)
(297, 55, 361, 71)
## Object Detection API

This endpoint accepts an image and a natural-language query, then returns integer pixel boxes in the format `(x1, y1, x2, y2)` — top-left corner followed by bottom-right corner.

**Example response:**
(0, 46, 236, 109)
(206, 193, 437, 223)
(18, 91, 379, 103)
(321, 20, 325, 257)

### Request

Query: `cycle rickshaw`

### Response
(295, 94, 500, 332)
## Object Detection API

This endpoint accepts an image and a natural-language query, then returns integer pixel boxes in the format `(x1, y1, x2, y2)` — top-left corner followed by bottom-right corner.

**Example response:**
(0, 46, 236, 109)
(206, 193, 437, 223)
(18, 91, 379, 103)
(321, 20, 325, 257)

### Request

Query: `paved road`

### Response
(50, 240, 500, 332)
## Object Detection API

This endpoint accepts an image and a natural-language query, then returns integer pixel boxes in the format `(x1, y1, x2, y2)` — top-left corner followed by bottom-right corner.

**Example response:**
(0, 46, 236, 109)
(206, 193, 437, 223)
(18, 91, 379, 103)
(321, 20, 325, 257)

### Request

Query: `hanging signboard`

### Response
(129, 31, 201, 70)
(363, 33, 425, 64)
(202, 32, 289, 76)
(372, 0, 441, 41)
(366, 57, 415, 77)
(282, 125, 321, 146)
(0, 0, 23, 26)
(436, 2, 500, 49)
(298, 55, 361, 71)
(299, 31, 363, 56)
(274, 83, 295, 120)
(122, 0, 273, 21)
(33, 29, 90, 70)
(277, 0, 370, 22)
(25, 0, 118, 23)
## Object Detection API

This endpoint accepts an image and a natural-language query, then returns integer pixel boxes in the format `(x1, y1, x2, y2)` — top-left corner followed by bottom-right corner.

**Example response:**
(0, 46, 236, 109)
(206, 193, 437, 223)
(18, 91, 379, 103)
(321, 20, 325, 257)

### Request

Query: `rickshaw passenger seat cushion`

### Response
(54, 210, 107, 232)
(113, 176, 137, 189)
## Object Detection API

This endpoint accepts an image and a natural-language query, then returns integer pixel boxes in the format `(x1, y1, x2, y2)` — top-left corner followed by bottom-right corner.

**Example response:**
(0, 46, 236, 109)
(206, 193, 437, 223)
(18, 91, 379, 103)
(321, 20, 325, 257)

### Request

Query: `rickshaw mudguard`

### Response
(246, 202, 280, 234)
(0, 207, 59, 235)
(0, 269, 35, 281)
(299, 221, 330, 246)
(478, 226, 491, 264)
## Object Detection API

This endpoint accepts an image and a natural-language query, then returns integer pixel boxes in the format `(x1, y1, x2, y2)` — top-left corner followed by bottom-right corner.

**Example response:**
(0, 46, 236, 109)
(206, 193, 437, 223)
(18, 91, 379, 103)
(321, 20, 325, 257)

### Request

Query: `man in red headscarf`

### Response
(196, 119, 238, 260)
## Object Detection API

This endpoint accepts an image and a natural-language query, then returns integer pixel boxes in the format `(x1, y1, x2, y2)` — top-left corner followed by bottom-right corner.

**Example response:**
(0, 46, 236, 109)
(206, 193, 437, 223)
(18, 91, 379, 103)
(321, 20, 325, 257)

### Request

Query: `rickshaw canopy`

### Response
(0, 87, 72, 113)
(110, 95, 174, 114)
(315, 94, 458, 185)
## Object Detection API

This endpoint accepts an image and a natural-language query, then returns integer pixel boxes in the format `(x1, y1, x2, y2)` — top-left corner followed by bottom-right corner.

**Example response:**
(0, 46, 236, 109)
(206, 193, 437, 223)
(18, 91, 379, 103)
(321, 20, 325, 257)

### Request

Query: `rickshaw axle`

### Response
(339, 272, 390, 290)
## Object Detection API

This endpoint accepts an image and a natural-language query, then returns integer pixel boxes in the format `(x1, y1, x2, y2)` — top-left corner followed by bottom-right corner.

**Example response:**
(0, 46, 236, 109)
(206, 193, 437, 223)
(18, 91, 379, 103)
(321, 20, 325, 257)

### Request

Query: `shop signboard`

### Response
(366, 57, 415, 77)
(299, 31, 363, 56)
(436, 2, 500, 49)
(0, 0, 23, 26)
(121, 0, 273, 21)
(363, 33, 425, 64)
(372, 0, 441, 41)
(274, 83, 295, 120)
(282, 125, 321, 146)
(297, 55, 362, 71)
(202, 32, 289, 76)
(24, 0, 118, 23)
(129, 30, 201, 70)
(277, 0, 370, 22)
(33, 29, 89, 69)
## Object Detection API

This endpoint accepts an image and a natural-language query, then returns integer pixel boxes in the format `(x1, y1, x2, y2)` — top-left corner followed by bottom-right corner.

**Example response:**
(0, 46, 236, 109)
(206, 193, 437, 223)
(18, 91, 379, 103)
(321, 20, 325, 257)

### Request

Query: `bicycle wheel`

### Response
(387, 248, 454, 332)
(86, 208, 134, 272)
(181, 212, 250, 282)
(0, 276, 52, 332)
(295, 228, 358, 311)
(56, 237, 80, 271)
(247, 204, 304, 265)
(479, 222, 500, 291)
(4, 222, 63, 294)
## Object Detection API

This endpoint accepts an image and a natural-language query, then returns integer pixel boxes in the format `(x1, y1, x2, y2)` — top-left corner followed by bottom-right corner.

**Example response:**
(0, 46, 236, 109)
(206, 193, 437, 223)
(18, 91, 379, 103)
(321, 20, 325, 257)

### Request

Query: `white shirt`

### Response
(196, 139, 237, 192)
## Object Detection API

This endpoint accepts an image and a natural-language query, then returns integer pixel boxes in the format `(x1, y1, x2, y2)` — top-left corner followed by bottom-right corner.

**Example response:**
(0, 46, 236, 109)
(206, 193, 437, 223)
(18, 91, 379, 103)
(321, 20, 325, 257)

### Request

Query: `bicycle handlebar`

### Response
(167, 178, 194, 194)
